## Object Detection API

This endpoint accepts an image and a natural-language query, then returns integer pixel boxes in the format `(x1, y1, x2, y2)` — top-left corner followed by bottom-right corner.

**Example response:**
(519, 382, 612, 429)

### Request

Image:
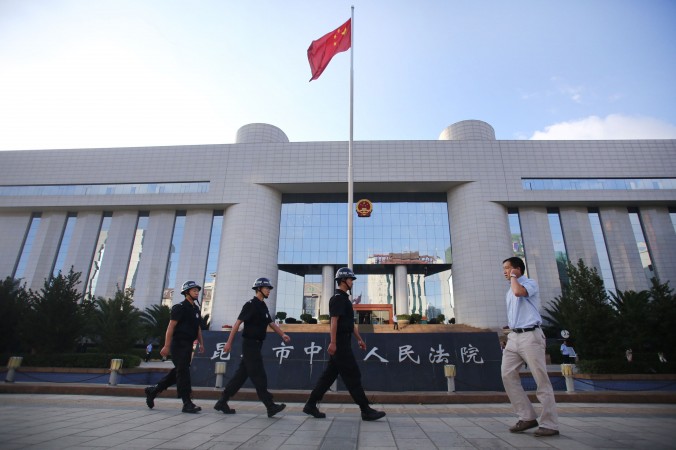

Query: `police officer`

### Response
(303, 267, 386, 421)
(144, 280, 204, 413)
(214, 277, 290, 417)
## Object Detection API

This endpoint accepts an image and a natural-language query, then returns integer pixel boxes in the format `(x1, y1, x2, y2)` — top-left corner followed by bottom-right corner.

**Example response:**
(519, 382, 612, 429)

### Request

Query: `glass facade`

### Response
(13, 213, 42, 279)
(124, 212, 149, 291)
(52, 213, 77, 277)
(547, 208, 569, 288)
(86, 212, 112, 297)
(670, 207, 676, 236)
(0, 182, 209, 197)
(507, 208, 527, 274)
(162, 211, 186, 306)
(276, 196, 453, 320)
(201, 211, 224, 320)
(628, 207, 655, 282)
(588, 208, 616, 294)
(522, 178, 676, 191)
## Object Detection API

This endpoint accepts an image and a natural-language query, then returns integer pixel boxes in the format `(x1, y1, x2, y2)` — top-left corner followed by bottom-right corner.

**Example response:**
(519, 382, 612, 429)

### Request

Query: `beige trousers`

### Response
(501, 328, 559, 430)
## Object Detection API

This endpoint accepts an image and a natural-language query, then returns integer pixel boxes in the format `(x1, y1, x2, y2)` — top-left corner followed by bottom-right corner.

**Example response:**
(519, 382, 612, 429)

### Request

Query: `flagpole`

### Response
(348, 5, 354, 272)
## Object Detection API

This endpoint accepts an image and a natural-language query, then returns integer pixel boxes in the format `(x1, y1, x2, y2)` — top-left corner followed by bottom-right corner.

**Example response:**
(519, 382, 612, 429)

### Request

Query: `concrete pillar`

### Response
(559, 207, 600, 272)
(132, 210, 175, 312)
(211, 186, 282, 329)
(395, 265, 408, 315)
(600, 207, 650, 292)
(321, 265, 335, 316)
(0, 213, 32, 279)
(518, 207, 562, 309)
(640, 207, 676, 286)
(447, 184, 511, 329)
(25, 212, 67, 291)
(173, 210, 213, 305)
(93, 211, 137, 299)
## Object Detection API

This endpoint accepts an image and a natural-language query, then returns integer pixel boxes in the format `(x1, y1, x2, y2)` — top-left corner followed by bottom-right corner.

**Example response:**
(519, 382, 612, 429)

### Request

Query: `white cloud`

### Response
(530, 114, 676, 140)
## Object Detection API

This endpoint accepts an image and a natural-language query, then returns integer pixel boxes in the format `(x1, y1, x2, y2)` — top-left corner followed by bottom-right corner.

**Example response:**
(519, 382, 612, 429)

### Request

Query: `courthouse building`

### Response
(1, 120, 675, 330)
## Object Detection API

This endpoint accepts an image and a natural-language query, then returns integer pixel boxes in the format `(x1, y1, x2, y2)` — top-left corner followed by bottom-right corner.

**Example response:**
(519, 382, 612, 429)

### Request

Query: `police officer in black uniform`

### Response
(144, 280, 204, 413)
(303, 267, 386, 421)
(214, 277, 290, 417)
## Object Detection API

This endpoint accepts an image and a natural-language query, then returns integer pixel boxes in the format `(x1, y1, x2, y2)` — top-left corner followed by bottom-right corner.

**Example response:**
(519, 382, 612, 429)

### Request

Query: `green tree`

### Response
(646, 278, 676, 357)
(0, 277, 29, 353)
(141, 304, 171, 346)
(542, 259, 617, 359)
(22, 269, 87, 353)
(90, 288, 143, 353)
(608, 289, 651, 353)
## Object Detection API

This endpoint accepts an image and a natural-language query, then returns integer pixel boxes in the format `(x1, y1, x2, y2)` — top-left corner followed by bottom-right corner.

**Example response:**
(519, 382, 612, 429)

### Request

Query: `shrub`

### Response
(396, 314, 411, 321)
(409, 313, 422, 324)
(285, 317, 298, 324)
(577, 358, 676, 374)
(318, 314, 330, 321)
(307, 318, 318, 324)
(299, 313, 313, 323)
(275, 311, 287, 322)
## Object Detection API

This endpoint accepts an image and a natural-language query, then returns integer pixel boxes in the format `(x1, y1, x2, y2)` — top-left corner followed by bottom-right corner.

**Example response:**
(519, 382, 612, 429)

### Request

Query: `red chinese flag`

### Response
(307, 19, 351, 81)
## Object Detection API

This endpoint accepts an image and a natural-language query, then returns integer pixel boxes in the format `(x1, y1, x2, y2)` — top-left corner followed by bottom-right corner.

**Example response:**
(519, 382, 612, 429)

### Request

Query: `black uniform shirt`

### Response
(238, 297, 273, 340)
(329, 289, 355, 334)
(171, 299, 202, 342)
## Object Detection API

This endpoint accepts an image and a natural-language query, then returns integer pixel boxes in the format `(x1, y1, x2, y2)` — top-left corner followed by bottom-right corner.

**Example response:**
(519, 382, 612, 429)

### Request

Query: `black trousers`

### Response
(155, 340, 193, 401)
(308, 333, 369, 408)
(220, 338, 274, 407)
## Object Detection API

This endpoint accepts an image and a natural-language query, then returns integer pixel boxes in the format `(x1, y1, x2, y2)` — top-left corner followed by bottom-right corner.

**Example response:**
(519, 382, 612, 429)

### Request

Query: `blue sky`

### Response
(1, 0, 675, 150)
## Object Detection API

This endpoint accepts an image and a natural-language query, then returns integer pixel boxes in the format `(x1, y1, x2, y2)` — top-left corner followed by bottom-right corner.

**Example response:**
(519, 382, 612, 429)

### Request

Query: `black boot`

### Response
(266, 403, 286, 418)
(144, 386, 159, 409)
(303, 402, 326, 419)
(182, 401, 202, 413)
(214, 398, 236, 414)
(361, 406, 386, 421)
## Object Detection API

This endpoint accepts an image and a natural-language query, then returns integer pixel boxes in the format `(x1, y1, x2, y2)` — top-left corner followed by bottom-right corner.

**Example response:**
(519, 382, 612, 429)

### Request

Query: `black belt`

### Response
(512, 325, 540, 333)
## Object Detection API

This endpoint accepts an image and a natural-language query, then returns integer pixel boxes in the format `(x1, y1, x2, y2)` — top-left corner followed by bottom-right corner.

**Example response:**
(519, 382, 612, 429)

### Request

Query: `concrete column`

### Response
(0, 213, 31, 279)
(173, 210, 213, 305)
(447, 184, 511, 329)
(640, 206, 676, 286)
(600, 207, 650, 292)
(211, 186, 282, 329)
(518, 207, 562, 309)
(559, 207, 600, 271)
(93, 211, 137, 299)
(133, 210, 175, 312)
(395, 265, 408, 315)
(25, 212, 67, 291)
(321, 265, 335, 316)
(62, 211, 104, 293)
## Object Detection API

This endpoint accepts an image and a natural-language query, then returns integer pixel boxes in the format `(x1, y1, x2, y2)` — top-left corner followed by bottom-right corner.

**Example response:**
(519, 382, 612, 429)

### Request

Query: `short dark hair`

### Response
(503, 256, 525, 274)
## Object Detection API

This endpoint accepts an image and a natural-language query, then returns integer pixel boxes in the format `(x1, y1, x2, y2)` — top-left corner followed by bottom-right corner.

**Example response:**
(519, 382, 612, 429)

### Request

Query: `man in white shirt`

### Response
(501, 257, 559, 437)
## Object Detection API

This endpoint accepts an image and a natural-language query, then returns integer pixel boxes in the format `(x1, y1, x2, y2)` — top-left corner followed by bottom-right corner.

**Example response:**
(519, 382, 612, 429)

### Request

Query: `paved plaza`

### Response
(1, 394, 675, 449)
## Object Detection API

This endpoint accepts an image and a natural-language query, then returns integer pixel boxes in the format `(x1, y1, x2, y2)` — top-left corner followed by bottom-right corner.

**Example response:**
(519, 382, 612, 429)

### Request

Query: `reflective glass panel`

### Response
(162, 211, 186, 306)
(87, 212, 112, 297)
(201, 211, 224, 321)
(508, 208, 528, 274)
(547, 208, 569, 288)
(670, 207, 676, 236)
(628, 208, 655, 282)
(52, 213, 77, 277)
(522, 178, 676, 190)
(588, 209, 616, 294)
(124, 212, 149, 291)
(0, 182, 209, 196)
(14, 213, 42, 279)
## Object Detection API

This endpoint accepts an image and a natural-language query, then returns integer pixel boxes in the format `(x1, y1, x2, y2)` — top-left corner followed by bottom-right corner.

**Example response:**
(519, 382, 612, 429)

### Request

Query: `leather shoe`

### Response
(267, 403, 286, 417)
(214, 399, 236, 414)
(509, 419, 538, 433)
(534, 427, 560, 437)
(303, 403, 326, 419)
(361, 407, 386, 421)
(144, 386, 157, 409)
(182, 402, 202, 413)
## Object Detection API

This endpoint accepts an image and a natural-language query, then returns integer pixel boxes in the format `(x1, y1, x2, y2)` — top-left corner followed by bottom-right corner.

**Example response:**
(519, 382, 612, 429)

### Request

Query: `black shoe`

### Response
(267, 403, 286, 417)
(144, 386, 157, 409)
(182, 402, 202, 413)
(361, 407, 386, 421)
(303, 403, 326, 419)
(214, 399, 236, 414)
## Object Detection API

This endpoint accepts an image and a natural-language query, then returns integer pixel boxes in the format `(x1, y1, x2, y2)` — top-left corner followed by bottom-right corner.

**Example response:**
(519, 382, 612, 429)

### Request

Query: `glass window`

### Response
(507, 208, 528, 274)
(52, 213, 77, 277)
(670, 207, 676, 236)
(588, 208, 616, 295)
(124, 212, 149, 291)
(0, 182, 209, 196)
(86, 212, 112, 297)
(201, 211, 224, 321)
(547, 208, 569, 288)
(14, 213, 42, 279)
(628, 208, 656, 283)
(162, 211, 186, 306)
(522, 178, 676, 191)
